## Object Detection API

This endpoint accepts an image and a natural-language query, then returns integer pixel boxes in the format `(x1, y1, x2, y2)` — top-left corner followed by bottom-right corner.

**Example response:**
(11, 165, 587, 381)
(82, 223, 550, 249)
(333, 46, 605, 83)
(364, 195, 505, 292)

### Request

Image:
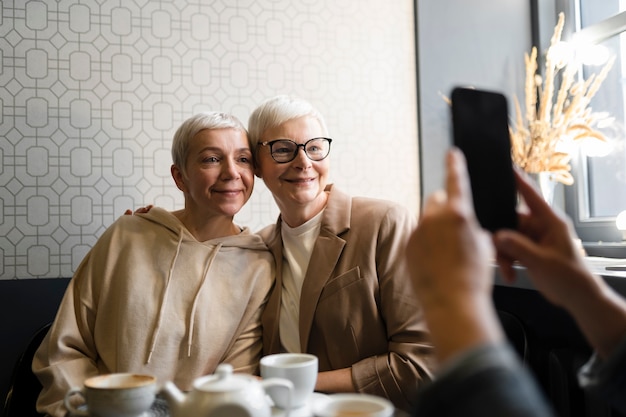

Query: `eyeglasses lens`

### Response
(271, 138, 331, 163)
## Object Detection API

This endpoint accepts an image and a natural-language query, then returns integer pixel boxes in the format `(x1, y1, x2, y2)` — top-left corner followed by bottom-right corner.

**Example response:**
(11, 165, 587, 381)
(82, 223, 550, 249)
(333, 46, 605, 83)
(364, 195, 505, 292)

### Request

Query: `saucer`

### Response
(271, 392, 330, 417)
(68, 396, 168, 417)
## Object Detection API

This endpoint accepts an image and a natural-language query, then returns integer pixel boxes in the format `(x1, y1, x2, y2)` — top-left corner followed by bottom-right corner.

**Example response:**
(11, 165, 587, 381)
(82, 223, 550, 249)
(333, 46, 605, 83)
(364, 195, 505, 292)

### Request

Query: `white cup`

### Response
(312, 393, 394, 417)
(64, 373, 157, 417)
(260, 353, 318, 409)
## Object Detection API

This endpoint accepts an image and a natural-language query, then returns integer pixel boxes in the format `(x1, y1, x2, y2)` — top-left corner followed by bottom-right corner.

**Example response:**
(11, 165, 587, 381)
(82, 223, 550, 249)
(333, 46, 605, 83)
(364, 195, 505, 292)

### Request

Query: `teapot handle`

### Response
(64, 386, 90, 416)
(261, 378, 294, 417)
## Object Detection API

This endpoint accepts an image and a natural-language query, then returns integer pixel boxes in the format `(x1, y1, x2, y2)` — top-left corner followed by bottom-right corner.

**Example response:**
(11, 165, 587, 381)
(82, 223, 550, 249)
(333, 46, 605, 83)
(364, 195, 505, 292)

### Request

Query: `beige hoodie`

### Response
(33, 207, 274, 417)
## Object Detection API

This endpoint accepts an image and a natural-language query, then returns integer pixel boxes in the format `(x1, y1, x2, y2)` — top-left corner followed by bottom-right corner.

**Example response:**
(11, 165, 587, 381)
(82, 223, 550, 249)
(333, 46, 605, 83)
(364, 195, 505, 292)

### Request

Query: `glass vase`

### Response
(529, 172, 558, 206)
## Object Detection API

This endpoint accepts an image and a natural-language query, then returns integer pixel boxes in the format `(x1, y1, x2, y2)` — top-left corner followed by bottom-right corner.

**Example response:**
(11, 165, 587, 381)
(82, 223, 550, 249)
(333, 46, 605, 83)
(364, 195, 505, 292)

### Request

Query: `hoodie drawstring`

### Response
(146, 229, 184, 364)
(145, 230, 223, 363)
(187, 243, 222, 357)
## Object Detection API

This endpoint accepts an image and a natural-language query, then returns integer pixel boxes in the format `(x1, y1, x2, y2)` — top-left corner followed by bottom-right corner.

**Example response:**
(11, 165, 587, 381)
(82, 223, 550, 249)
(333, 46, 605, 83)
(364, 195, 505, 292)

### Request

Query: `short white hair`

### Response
(171, 111, 247, 173)
(247, 95, 328, 152)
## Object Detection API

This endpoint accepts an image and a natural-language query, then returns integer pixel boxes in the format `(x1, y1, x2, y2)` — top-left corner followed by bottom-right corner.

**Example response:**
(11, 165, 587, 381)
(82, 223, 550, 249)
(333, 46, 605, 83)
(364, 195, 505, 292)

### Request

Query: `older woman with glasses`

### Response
(249, 95, 434, 412)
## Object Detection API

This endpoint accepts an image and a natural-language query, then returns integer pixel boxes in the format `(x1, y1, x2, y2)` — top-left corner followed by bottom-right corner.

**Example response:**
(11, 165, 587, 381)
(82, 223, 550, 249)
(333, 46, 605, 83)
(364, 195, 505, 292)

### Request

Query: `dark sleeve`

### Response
(578, 333, 626, 413)
(412, 343, 555, 417)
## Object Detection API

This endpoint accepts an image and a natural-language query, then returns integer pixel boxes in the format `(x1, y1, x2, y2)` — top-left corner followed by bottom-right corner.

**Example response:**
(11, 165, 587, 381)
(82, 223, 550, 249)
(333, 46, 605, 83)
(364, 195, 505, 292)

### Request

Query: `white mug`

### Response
(64, 373, 157, 417)
(260, 353, 318, 409)
(312, 393, 394, 417)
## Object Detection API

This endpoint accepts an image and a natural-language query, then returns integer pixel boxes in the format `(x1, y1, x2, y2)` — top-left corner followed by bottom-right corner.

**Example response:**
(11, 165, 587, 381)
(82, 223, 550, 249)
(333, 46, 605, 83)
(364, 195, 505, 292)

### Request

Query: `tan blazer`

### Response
(260, 185, 434, 411)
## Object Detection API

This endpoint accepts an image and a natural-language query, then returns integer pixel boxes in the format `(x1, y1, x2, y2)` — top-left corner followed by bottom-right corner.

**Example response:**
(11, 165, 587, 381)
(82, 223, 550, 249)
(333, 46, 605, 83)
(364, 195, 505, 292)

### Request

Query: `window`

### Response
(558, 1, 626, 247)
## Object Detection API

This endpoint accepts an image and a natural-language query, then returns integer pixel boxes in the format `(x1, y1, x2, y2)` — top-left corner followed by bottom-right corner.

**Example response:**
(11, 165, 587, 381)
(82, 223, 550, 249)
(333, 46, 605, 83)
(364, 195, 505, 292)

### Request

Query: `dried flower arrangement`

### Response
(509, 12, 615, 185)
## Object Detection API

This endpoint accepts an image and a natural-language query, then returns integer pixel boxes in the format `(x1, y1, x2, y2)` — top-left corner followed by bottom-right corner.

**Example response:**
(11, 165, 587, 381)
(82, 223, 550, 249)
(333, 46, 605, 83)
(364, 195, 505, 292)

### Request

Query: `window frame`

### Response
(553, 0, 626, 246)
(565, 151, 622, 242)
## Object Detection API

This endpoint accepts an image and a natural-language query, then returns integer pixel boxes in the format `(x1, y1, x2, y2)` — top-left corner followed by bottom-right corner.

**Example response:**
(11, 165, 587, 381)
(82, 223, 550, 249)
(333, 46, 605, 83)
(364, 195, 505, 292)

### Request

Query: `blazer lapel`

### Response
(299, 185, 350, 352)
(261, 222, 284, 354)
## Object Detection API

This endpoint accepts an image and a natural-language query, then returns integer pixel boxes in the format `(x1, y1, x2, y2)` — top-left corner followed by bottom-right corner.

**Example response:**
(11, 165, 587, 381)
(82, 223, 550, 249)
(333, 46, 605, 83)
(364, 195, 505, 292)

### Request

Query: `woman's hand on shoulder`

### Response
(123, 205, 154, 215)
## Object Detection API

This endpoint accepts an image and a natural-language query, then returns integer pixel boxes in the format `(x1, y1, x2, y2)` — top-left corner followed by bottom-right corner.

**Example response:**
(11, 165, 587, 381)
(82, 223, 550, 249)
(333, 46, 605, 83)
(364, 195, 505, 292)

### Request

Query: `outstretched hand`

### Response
(123, 205, 154, 215)
(494, 170, 626, 359)
(493, 170, 591, 310)
(406, 148, 503, 364)
(407, 148, 494, 306)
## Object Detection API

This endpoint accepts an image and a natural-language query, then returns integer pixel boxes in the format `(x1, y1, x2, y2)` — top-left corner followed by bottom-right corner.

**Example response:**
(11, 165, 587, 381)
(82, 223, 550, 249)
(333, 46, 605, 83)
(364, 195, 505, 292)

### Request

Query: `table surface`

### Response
(69, 395, 411, 417)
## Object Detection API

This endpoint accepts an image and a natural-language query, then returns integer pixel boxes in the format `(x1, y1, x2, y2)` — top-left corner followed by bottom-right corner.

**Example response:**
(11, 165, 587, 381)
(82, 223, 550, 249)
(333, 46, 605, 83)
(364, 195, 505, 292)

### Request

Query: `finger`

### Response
(494, 229, 542, 270)
(134, 204, 153, 214)
(514, 169, 553, 216)
(421, 190, 448, 217)
(495, 253, 517, 283)
(446, 148, 475, 212)
(446, 148, 469, 203)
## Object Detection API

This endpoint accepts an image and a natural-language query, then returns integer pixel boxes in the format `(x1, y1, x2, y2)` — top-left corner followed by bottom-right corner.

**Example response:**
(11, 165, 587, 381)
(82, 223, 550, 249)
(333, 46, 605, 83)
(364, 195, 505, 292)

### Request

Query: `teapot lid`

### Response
(196, 364, 252, 392)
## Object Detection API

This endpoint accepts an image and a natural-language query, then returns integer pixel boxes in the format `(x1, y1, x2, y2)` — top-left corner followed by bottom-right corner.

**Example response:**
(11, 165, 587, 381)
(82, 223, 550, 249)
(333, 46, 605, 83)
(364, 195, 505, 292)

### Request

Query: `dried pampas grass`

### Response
(509, 12, 615, 185)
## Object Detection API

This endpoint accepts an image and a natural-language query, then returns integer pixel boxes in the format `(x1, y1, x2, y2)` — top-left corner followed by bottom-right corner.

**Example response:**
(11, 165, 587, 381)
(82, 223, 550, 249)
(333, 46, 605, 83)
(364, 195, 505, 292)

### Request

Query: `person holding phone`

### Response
(33, 112, 274, 417)
(248, 95, 434, 412)
(406, 148, 626, 416)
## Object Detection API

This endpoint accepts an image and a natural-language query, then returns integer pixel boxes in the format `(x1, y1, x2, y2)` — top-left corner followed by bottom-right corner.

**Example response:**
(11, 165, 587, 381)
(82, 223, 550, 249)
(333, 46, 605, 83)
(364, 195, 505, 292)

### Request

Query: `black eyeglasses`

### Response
(260, 137, 333, 163)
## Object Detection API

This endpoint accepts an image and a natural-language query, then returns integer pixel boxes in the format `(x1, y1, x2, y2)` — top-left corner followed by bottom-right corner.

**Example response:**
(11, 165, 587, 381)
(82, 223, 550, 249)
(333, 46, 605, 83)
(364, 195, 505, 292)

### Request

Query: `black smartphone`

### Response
(450, 87, 517, 232)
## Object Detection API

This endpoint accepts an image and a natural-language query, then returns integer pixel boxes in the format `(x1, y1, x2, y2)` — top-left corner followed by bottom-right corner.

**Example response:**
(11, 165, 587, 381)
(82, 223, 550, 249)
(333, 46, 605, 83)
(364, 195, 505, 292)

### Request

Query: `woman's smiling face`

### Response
(172, 127, 254, 218)
(255, 116, 330, 223)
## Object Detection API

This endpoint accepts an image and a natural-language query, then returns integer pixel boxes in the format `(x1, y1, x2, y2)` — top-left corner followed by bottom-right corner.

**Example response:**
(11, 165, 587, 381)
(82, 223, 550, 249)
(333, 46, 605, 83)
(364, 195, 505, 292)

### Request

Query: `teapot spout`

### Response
(160, 381, 186, 417)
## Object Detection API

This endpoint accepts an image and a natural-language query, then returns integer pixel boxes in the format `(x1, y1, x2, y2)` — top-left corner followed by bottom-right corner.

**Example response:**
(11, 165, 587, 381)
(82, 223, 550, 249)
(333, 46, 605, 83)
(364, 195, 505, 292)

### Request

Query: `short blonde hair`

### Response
(171, 112, 247, 174)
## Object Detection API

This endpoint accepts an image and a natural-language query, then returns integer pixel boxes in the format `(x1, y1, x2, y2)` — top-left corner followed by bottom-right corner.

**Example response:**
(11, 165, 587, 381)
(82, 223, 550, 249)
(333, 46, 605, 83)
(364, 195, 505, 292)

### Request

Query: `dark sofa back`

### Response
(0, 278, 70, 406)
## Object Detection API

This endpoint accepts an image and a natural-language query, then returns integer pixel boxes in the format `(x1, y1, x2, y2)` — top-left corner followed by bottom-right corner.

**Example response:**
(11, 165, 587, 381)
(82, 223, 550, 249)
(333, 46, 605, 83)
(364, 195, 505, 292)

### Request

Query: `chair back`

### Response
(497, 310, 529, 362)
(2, 323, 51, 417)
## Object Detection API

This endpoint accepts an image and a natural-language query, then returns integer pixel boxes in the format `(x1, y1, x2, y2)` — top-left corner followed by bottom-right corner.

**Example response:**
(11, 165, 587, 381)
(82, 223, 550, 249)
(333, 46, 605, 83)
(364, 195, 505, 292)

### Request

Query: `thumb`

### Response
(493, 230, 543, 270)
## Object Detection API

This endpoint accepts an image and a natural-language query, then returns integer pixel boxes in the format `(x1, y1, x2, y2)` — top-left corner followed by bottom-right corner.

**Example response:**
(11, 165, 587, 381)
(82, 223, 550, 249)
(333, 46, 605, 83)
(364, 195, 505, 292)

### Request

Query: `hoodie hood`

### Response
(133, 207, 269, 363)
(137, 207, 268, 250)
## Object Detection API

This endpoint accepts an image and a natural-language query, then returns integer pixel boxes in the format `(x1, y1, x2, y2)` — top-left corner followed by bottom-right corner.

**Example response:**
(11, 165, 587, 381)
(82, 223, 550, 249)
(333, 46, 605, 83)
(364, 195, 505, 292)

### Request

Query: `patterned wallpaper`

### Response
(0, 0, 419, 279)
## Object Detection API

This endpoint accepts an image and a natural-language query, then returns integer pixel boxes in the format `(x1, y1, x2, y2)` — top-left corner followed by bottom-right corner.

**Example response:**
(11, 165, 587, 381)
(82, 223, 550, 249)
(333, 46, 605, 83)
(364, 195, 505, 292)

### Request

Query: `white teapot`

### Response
(161, 364, 294, 417)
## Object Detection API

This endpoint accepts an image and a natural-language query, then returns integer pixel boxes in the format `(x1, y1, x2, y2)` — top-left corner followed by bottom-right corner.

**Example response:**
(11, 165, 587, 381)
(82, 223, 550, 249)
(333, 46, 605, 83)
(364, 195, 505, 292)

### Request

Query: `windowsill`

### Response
(494, 257, 626, 297)
(583, 241, 626, 259)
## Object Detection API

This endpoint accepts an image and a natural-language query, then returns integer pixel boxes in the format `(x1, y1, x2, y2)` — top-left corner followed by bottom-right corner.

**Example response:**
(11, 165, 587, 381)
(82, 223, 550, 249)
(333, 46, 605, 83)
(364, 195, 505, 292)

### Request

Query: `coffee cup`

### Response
(312, 393, 394, 417)
(64, 373, 157, 417)
(260, 353, 318, 409)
